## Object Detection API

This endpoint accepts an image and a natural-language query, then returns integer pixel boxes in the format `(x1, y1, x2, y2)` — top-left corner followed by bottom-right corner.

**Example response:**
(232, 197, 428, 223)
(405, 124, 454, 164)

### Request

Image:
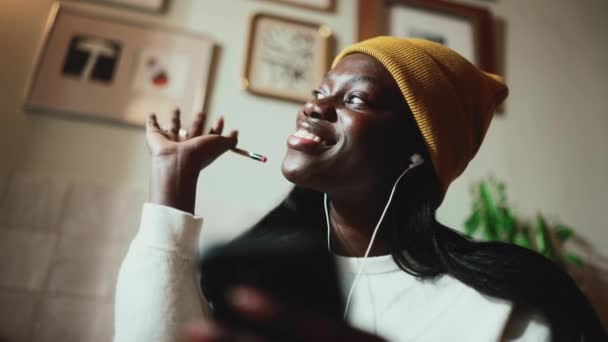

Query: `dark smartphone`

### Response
(198, 236, 344, 327)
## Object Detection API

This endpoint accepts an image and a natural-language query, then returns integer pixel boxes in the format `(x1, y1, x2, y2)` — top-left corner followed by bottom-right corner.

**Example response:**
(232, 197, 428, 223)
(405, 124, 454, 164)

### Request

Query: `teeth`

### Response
(294, 128, 325, 144)
(294, 129, 307, 138)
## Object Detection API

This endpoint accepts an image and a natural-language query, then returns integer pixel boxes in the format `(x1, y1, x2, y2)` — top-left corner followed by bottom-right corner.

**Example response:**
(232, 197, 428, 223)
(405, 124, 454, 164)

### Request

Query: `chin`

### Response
(281, 151, 325, 191)
(281, 153, 306, 185)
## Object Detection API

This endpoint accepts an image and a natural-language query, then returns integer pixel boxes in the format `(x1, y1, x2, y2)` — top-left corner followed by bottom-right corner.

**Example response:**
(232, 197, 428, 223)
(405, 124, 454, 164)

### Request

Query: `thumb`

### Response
(200, 133, 238, 157)
(215, 132, 238, 151)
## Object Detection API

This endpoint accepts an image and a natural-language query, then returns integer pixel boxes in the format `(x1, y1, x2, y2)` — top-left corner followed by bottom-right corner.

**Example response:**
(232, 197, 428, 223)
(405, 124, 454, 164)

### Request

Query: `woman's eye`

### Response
(345, 95, 365, 105)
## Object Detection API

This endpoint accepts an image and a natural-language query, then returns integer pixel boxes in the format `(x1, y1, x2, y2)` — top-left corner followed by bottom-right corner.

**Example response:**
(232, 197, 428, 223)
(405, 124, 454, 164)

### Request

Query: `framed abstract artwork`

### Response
(25, 3, 214, 127)
(242, 13, 334, 103)
(358, 0, 497, 74)
(261, 0, 336, 12)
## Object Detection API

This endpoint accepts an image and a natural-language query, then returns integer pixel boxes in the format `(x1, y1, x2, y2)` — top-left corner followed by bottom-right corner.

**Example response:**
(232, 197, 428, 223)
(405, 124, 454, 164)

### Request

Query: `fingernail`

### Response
(228, 287, 265, 312)
(187, 321, 220, 339)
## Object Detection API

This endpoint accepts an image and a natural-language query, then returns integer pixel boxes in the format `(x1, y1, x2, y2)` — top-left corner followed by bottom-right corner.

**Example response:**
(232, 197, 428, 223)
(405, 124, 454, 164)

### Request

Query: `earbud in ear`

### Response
(409, 153, 424, 168)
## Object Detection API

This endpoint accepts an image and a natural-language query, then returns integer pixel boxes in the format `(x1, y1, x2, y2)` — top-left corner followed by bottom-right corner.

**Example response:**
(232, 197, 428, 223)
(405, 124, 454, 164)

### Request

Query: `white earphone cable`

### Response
(325, 155, 423, 319)
(324, 194, 332, 252)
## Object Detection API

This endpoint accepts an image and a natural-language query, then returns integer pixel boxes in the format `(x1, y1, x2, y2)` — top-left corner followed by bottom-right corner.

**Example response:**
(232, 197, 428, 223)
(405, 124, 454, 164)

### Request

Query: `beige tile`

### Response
(92, 302, 114, 342)
(0, 289, 38, 342)
(0, 170, 9, 205)
(32, 296, 112, 342)
(0, 174, 65, 232)
(0, 230, 56, 291)
(59, 183, 144, 240)
(46, 234, 128, 298)
(107, 186, 145, 240)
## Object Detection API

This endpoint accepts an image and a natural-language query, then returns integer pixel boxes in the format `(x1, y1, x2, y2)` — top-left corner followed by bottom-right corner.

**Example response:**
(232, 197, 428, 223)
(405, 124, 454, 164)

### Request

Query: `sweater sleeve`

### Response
(113, 203, 209, 342)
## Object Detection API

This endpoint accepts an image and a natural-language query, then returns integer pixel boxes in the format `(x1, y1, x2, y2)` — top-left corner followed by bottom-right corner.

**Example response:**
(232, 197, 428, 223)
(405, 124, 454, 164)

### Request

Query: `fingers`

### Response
(228, 129, 239, 140)
(227, 287, 385, 342)
(186, 320, 270, 342)
(205, 133, 238, 157)
(228, 288, 276, 321)
(188, 112, 206, 138)
(209, 116, 224, 135)
(228, 287, 320, 338)
(147, 113, 162, 133)
(150, 110, 235, 146)
(185, 287, 384, 342)
(168, 108, 181, 140)
(185, 321, 223, 342)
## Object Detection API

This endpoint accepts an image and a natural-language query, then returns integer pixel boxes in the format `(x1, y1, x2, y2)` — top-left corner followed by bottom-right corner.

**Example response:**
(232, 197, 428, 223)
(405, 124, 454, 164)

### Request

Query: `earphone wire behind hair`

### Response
(324, 154, 424, 319)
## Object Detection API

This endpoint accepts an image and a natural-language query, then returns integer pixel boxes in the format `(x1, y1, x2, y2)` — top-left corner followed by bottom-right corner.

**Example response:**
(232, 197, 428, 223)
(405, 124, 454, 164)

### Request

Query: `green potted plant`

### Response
(464, 177, 583, 269)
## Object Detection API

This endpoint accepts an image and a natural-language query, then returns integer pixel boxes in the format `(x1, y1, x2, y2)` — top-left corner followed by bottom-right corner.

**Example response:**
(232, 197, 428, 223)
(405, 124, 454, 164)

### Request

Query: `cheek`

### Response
(343, 114, 397, 155)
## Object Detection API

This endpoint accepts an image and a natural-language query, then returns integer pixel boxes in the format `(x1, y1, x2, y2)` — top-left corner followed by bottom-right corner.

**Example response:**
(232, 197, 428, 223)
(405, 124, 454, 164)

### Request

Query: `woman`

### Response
(114, 37, 605, 341)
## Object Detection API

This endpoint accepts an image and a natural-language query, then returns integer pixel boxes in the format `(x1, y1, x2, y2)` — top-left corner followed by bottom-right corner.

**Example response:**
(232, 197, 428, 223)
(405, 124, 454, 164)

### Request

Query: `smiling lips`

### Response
(293, 128, 325, 143)
(287, 127, 335, 154)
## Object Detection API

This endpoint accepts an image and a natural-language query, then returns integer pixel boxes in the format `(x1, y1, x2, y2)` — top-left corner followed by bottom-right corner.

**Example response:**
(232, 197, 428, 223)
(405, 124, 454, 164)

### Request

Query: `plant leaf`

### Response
(480, 182, 500, 218)
(555, 225, 574, 242)
(514, 229, 532, 249)
(535, 214, 556, 260)
(564, 252, 583, 268)
(480, 182, 499, 241)
(464, 209, 481, 237)
(499, 207, 517, 242)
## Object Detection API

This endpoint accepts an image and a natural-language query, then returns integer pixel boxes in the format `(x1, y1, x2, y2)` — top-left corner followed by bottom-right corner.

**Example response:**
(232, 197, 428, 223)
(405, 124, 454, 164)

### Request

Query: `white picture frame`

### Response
(388, 4, 475, 64)
(25, 3, 215, 127)
(93, 0, 166, 13)
(262, 0, 335, 12)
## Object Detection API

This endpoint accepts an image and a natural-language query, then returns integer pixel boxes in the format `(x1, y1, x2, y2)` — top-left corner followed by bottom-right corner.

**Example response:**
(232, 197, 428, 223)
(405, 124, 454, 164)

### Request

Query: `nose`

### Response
(303, 98, 337, 122)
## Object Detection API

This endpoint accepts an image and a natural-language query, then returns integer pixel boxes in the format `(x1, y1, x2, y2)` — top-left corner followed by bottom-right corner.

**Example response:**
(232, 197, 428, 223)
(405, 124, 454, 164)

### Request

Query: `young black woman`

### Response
(114, 37, 605, 342)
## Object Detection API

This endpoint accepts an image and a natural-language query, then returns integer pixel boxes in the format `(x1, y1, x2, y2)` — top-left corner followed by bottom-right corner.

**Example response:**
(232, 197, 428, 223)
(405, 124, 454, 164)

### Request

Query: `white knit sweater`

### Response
(114, 203, 551, 341)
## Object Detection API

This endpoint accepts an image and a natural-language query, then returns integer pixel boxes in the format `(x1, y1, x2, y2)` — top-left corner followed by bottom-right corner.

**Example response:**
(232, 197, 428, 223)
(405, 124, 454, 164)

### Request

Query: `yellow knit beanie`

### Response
(332, 36, 508, 200)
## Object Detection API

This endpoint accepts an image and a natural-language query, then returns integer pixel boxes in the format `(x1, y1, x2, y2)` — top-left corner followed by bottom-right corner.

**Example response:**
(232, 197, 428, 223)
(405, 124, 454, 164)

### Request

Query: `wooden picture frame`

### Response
(242, 13, 334, 103)
(358, 0, 497, 74)
(260, 0, 336, 13)
(25, 2, 215, 127)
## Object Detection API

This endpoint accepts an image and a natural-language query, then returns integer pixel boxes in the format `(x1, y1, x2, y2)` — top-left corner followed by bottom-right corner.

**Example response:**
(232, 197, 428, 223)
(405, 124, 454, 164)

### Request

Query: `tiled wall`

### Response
(0, 172, 144, 341)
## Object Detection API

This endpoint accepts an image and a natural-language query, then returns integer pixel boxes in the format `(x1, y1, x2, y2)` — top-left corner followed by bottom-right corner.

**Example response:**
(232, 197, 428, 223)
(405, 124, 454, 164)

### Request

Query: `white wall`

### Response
(0, 1, 356, 339)
(0, 0, 607, 337)
(437, 0, 608, 323)
(438, 0, 608, 263)
(3, 0, 607, 250)
(0, 0, 356, 243)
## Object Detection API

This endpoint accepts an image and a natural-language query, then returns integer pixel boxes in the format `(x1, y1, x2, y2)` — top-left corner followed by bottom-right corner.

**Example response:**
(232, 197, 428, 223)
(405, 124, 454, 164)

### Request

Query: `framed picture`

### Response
(358, 0, 497, 74)
(242, 13, 334, 103)
(89, 0, 167, 13)
(25, 3, 214, 127)
(260, 0, 336, 12)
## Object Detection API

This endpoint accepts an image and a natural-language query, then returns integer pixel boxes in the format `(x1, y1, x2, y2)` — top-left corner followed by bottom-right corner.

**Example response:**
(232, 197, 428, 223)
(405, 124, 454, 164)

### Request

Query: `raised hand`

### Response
(185, 287, 387, 342)
(147, 109, 238, 214)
